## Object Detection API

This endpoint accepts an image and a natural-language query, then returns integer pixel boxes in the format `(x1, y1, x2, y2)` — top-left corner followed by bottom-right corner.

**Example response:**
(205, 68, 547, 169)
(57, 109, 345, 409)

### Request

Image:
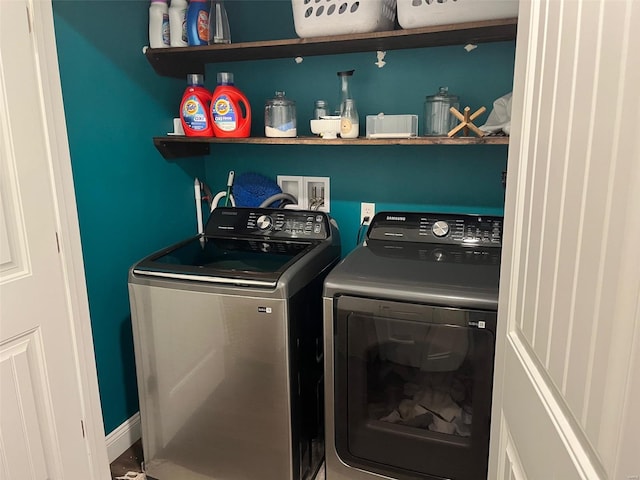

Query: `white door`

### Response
(489, 0, 640, 479)
(0, 1, 109, 479)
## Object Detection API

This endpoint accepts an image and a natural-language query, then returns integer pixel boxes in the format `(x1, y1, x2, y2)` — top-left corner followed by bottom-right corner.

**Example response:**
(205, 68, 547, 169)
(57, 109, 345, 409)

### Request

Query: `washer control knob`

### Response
(256, 215, 273, 231)
(432, 220, 450, 238)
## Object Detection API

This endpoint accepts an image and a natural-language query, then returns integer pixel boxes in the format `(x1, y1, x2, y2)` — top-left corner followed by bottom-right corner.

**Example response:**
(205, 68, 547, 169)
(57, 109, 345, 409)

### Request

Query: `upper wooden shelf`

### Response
(154, 135, 509, 159)
(145, 18, 518, 79)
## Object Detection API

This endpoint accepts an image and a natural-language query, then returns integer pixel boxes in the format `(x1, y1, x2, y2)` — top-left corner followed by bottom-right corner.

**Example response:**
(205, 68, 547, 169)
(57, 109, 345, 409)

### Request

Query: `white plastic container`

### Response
(397, 0, 518, 30)
(366, 114, 418, 139)
(169, 0, 188, 47)
(149, 0, 170, 48)
(291, 0, 397, 38)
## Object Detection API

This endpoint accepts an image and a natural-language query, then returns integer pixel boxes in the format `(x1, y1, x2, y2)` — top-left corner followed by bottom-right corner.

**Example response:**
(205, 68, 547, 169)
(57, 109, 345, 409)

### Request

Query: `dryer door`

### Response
(333, 296, 496, 480)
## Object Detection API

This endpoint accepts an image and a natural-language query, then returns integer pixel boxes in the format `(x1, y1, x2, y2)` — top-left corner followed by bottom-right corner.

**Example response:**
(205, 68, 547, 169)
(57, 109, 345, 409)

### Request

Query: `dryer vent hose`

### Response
(259, 192, 298, 209)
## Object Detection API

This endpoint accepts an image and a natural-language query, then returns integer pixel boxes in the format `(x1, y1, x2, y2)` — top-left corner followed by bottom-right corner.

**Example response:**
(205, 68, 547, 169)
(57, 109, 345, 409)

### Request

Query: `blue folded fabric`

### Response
(232, 172, 282, 207)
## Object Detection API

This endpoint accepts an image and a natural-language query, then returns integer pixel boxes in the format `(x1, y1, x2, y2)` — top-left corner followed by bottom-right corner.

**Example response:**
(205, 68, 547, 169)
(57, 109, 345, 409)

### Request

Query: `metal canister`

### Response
(313, 99, 329, 119)
(423, 87, 460, 136)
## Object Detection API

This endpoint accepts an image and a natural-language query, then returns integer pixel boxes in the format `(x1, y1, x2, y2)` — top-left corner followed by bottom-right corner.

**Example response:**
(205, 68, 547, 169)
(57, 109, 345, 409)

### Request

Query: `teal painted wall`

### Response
(52, 0, 205, 434)
(203, 43, 514, 253)
(51, 0, 514, 435)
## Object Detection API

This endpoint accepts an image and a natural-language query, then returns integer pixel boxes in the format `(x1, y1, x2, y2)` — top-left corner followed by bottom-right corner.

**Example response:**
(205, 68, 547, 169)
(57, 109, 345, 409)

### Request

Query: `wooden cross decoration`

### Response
(447, 106, 487, 138)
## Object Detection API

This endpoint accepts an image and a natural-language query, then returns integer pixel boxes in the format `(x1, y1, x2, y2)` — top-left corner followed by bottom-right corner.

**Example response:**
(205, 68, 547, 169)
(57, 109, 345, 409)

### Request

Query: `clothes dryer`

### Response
(323, 211, 502, 480)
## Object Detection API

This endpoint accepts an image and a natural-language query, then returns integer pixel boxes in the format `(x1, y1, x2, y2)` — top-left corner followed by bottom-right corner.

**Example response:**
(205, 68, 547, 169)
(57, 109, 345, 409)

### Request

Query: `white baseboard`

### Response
(106, 412, 141, 463)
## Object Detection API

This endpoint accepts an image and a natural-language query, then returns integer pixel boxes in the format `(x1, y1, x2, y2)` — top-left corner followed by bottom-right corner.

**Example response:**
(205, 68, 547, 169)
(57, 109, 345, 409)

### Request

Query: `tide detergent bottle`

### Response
(180, 74, 213, 136)
(210, 72, 251, 138)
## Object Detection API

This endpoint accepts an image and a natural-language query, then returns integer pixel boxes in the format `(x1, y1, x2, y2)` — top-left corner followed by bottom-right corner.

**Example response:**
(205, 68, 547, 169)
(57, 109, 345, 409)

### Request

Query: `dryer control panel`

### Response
(205, 207, 331, 240)
(367, 211, 503, 247)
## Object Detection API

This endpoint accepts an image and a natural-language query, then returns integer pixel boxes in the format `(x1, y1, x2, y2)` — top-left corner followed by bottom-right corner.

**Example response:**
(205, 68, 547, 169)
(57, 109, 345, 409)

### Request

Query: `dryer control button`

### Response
(256, 215, 273, 231)
(432, 220, 450, 237)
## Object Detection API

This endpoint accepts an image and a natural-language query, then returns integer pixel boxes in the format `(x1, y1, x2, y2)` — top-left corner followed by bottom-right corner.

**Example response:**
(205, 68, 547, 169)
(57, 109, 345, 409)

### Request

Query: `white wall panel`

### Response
(530, 0, 563, 367)
(559, 0, 603, 420)
(518, 0, 548, 346)
(543, 0, 580, 389)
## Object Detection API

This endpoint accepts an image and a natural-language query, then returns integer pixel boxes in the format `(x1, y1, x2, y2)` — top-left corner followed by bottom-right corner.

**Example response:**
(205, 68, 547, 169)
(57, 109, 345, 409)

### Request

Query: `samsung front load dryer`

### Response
(323, 211, 503, 480)
(128, 207, 340, 480)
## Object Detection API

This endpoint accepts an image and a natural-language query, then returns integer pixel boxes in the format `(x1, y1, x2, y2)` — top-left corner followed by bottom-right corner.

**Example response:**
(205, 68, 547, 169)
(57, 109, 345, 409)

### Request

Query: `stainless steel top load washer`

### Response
(323, 211, 503, 480)
(128, 207, 340, 480)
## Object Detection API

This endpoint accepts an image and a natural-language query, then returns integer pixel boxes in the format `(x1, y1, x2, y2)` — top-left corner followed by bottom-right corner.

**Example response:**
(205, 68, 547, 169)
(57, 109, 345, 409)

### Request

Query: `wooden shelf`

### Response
(154, 135, 509, 159)
(149, 19, 516, 158)
(145, 18, 518, 79)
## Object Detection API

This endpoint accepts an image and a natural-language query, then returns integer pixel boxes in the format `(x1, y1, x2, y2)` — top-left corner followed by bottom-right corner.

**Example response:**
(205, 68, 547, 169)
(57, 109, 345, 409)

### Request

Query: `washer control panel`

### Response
(205, 207, 330, 240)
(367, 212, 503, 247)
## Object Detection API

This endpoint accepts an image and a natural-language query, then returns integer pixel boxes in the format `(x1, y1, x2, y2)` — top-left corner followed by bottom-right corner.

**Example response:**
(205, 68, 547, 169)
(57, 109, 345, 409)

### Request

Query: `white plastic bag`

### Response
(480, 92, 512, 135)
(115, 472, 146, 480)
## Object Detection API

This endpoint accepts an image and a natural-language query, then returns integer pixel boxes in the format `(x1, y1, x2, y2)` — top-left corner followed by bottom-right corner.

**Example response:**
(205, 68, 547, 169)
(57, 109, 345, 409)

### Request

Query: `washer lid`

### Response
(133, 235, 315, 287)
(324, 240, 502, 309)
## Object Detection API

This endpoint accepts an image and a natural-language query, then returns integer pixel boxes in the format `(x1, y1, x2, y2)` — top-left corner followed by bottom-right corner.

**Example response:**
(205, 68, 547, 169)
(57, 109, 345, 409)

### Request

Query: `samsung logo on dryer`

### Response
(386, 215, 406, 222)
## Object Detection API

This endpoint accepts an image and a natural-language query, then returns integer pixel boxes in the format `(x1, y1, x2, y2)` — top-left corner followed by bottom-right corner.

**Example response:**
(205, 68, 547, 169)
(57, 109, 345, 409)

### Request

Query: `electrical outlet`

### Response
(361, 202, 375, 225)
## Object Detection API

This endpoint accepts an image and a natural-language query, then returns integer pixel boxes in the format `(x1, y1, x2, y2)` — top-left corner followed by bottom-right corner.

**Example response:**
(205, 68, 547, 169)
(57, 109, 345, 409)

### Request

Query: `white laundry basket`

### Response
(292, 0, 397, 38)
(397, 0, 518, 30)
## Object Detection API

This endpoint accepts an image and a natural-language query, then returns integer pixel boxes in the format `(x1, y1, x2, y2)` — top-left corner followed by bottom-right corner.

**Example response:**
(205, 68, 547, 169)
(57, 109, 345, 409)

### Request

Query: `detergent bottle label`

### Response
(181, 18, 188, 43)
(182, 95, 208, 131)
(162, 13, 170, 46)
(212, 95, 237, 131)
(197, 10, 209, 42)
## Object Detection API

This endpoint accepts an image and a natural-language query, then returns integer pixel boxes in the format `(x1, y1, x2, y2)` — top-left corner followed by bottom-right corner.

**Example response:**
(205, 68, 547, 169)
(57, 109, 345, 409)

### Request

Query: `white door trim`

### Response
(29, 1, 110, 478)
(106, 413, 141, 463)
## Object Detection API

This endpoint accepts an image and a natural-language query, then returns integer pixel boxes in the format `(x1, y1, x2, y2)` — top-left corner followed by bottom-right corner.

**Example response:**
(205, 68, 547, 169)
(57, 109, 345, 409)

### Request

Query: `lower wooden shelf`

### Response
(153, 135, 509, 159)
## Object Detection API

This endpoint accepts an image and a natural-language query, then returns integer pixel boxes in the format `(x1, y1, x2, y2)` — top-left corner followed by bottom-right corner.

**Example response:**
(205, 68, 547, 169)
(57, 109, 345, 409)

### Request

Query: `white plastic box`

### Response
(366, 114, 418, 139)
(292, 0, 397, 38)
(397, 0, 518, 30)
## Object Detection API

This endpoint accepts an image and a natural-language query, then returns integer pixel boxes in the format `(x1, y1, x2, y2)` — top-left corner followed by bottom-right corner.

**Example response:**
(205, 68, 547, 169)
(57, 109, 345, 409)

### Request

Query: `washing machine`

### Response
(128, 207, 340, 480)
(323, 211, 503, 480)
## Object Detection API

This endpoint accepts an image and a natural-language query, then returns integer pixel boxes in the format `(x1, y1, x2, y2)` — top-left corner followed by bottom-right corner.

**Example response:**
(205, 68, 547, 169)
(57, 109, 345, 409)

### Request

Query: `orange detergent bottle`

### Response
(180, 74, 213, 137)
(210, 72, 251, 138)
